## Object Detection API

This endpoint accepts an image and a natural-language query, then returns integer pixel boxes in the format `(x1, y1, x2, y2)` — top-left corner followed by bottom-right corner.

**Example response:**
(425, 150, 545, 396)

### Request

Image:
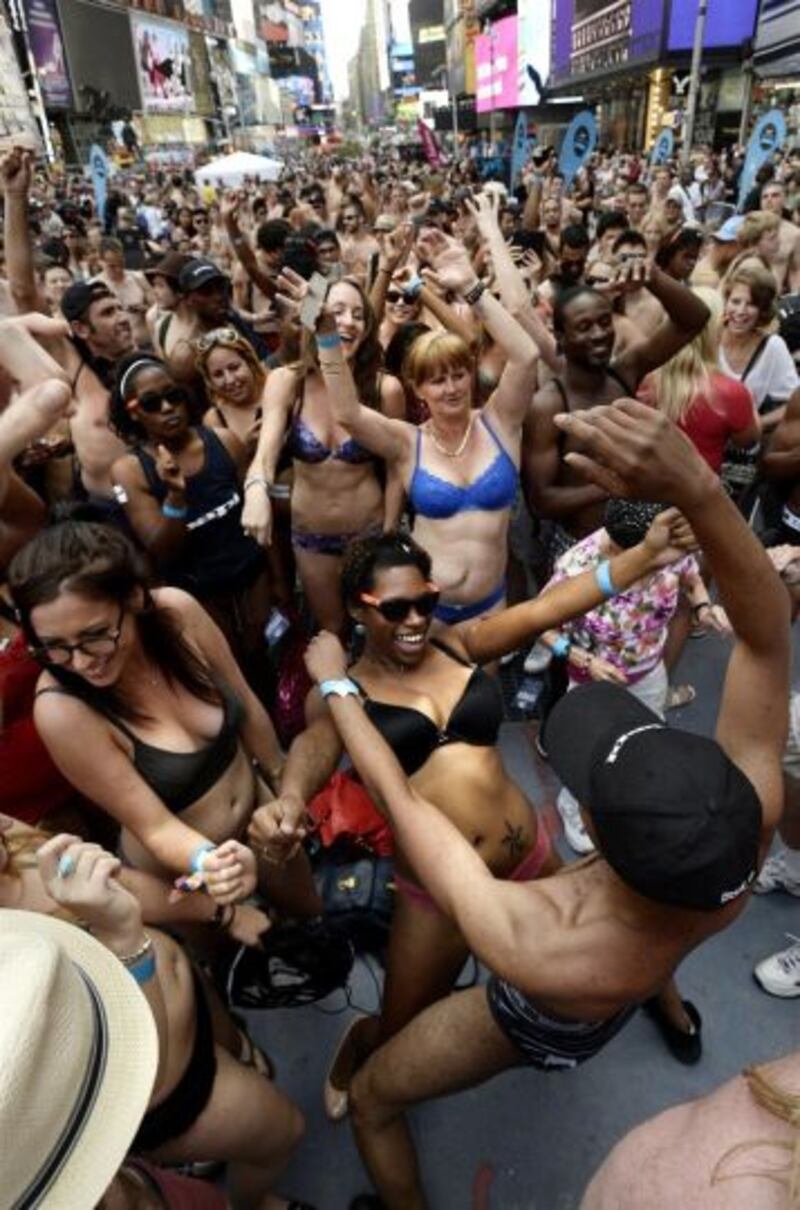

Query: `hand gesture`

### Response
(378, 222, 413, 274)
(465, 190, 501, 242)
(275, 265, 310, 314)
(242, 484, 273, 546)
(37, 834, 142, 938)
(221, 191, 242, 225)
(554, 400, 717, 511)
(1, 146, 32, 197)
(248, 794, 309, 865)
(416, 229, 480, 296)
(155, 444, 186, 495)
(613, 255, 652, 293)
(305, 630, 349, 685)
(198, 839, 258, 905)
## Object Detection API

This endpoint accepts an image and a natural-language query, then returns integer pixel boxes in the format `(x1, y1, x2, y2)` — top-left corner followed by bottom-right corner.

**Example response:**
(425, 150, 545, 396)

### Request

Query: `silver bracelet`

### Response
(244, 475, 272, 493)
(118, 933, 153, 968)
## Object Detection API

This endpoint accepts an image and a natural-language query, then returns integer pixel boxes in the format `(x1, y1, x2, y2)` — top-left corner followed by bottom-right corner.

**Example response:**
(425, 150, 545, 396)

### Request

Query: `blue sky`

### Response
(320, 0, 367, 97)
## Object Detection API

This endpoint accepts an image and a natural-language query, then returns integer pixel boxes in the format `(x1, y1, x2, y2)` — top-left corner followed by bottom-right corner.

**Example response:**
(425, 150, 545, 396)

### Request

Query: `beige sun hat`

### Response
(0, 910, 158, 1209)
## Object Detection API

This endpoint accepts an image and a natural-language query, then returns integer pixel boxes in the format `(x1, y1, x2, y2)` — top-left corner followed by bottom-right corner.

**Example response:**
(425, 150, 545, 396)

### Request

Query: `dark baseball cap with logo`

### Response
(544, 682, 761, 911)
(61, 281, 113, 323)
(178, 258, 229, 294)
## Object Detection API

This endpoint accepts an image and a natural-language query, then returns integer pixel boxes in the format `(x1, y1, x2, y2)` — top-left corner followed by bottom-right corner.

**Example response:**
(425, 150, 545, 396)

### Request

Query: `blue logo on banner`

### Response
(510, 111, 531, 188)
(89, 144, 109, 227)
(559, 111, 597, 187)
(650, 129, 674, 166)
(738, 110, 786, 209)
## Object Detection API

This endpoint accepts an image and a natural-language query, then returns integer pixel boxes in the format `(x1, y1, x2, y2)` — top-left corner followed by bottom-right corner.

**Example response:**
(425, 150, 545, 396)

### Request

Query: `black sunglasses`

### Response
(136, 385, 190, 414)
(385, 289, 411, 304)
(360, 588, 440, 623)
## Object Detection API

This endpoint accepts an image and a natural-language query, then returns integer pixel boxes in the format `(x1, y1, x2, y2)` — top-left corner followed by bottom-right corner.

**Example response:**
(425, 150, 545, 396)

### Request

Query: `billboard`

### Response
(0, 4, 39, 144)
(517, 0, 551, 106)
(132, 15, 192, 112)
(23, 0, 72, 108)
(553, 0, 663, 81)
(475, 15, 518, 112)
(667, 0, 758, 52)
(58, 0, 141, 113)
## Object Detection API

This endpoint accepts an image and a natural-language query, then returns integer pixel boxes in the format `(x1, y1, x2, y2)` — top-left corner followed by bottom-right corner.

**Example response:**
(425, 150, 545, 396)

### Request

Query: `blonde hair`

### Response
(641, 209, 671, 242)
(738, 210, 780, 251)
(402, 329, 474, 390)
(711, 1064, 800, 1206)
(652, 287, 722, 423)
(723, 258, 779, 327)
(195, 329, 266, 403)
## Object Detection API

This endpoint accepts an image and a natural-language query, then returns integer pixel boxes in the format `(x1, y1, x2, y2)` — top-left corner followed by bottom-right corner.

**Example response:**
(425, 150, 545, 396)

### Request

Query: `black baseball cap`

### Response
(61, 281, 113, 323)
(178, 258, 229, 294)
(544, 683, 761, 911)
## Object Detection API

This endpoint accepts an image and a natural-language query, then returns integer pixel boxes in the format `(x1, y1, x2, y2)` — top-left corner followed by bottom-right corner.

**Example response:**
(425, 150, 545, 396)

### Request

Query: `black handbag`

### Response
(316, 850, 396, 959)
(222, 919, 355, 1010)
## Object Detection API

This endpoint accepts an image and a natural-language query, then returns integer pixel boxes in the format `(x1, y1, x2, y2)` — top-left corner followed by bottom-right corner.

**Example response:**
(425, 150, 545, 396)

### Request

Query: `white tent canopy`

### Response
(194, 151, 284, 188)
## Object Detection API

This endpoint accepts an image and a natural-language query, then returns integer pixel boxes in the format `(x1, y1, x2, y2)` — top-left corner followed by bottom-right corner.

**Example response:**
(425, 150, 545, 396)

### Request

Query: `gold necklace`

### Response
(427, 413, 474, 458)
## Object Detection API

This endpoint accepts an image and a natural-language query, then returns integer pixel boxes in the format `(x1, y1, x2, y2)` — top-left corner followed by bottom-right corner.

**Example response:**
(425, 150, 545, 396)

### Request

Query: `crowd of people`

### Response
(1, 136, 800, 1209)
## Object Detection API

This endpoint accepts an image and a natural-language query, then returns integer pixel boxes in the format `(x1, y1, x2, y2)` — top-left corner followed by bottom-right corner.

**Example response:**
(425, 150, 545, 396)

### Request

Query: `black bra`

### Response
(356, 639, 503, 778)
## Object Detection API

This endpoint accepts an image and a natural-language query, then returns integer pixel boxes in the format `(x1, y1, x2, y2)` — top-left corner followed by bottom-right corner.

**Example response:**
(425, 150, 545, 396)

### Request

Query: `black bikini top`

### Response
(356, 639, 503, 778)
(36, 681, 245, 814)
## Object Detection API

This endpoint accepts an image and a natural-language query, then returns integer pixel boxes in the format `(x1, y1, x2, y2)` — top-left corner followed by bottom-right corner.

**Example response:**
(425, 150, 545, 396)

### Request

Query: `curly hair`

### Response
(341, 530, 432, 608)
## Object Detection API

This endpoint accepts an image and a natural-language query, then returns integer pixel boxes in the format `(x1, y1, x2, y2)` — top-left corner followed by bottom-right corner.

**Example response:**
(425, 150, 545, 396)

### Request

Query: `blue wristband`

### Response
(127, 952, 156, 985)
(190, 842, 216, 875)
(316, 331, 341, 350)
(551, 634, 571, 659)
(404, 274, 424, 300)
(595, 559, 617, 599)
(162, 502, 188, 520)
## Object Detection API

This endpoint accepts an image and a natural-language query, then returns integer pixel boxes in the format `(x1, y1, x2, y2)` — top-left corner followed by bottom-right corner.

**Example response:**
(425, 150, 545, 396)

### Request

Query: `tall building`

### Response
(301, 0, 332, 102)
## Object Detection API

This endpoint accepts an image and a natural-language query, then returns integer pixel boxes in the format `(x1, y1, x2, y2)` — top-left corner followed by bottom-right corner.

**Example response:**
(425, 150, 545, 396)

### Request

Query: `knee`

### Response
(350, 1063, 392, 1133)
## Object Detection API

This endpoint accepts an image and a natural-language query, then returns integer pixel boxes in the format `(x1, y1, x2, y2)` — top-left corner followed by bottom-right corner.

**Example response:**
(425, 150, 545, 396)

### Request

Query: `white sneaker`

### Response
(754, 935, 800, 998)
(524, 641, 553, 675)
(753, 852, 800, 896)
(556, 789, 595, 855)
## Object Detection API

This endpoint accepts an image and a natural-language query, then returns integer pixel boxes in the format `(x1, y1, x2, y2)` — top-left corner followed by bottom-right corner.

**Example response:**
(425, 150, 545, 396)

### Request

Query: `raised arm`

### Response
(556, 398, 789, 839)
(617, 264, 711, 385)
(221, 191, 276, 301)
(455, 508, 693, 665)
(1, 147, 43, 315)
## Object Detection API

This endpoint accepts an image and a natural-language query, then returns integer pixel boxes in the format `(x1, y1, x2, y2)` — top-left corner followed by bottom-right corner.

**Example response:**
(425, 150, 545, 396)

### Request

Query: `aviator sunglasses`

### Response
(360, 585, 440, 623)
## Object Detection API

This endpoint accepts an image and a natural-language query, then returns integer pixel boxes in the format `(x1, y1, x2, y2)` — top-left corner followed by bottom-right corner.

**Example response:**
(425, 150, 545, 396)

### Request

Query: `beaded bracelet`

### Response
(118, 933, 153, 968)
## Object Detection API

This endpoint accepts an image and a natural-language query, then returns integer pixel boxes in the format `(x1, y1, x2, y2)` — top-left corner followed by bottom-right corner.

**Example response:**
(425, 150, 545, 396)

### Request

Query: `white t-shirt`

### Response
(719, 333, 799, 411)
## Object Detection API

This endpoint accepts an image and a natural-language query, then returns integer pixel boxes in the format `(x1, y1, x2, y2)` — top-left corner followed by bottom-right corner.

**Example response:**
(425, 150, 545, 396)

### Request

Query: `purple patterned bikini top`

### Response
(286, 415, 374, 465)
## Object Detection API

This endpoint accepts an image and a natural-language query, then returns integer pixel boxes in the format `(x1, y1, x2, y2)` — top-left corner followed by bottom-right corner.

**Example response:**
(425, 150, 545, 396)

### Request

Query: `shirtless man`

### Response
(760, 180, 800, 292)
(523, 265, 709, 558)
(304, 401, 788, 1210)
(93, 237, 151, 349)
(339, 196, 380, 284)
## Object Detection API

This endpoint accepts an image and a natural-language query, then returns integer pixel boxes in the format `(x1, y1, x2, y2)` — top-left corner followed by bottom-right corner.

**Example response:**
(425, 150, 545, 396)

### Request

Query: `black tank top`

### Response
(135, 426, 261, 596)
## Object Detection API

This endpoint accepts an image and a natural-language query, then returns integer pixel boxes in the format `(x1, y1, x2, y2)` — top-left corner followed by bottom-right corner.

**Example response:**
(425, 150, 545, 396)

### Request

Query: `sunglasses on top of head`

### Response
(360, 586, 440, 623)
(135, 385, 190, 413)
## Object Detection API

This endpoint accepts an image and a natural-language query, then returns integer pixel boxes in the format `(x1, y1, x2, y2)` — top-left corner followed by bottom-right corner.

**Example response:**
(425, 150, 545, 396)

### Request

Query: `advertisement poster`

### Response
(667, 0, 758, 51)
(553, 0, 662, 82)
(738, 109, 786, 208)
(475, 15, 518, 113)
(517, 0, 551, 107)
(23, 0, 72, 108)
(0, 5, 39, 145)
(559, 109, 598, 185)
(132, 14, 192, 112)
(188, 29, 213, 115)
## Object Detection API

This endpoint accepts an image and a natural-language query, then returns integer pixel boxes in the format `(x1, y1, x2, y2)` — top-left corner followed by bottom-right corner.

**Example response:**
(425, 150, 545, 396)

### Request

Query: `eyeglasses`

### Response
(135, 385, 189, 414)
(30, 603, 125, 667)
(360, 587, 440, 623)
(194, 327, 242, 354)
(616, 251, 647, 264)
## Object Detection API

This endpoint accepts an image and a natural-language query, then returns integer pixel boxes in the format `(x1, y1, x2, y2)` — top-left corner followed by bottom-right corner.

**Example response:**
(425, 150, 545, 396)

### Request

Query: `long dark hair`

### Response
(8, 521, 221, 723)
(296, 277, 383, 410)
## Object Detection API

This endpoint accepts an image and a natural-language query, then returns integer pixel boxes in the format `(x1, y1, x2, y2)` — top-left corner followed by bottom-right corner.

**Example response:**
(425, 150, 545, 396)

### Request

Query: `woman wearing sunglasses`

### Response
(251, 517, 690, 1118)
(8, 520, 321, 921)
(242, 276, 406, 634)
(109, 353, 285, 698)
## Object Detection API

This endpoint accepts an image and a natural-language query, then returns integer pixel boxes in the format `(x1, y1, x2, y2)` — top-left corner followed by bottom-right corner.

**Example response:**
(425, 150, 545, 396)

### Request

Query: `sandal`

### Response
(665, 683, 696, 711)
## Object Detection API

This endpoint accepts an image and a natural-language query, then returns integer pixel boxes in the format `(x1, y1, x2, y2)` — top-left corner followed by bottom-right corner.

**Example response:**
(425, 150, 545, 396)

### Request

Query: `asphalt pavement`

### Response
(242, 628, 798, 1210)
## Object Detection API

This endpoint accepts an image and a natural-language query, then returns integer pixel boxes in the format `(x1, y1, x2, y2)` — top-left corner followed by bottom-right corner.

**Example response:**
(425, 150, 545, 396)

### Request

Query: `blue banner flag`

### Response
(738, 110, 786, 210)
(510, 110, 531, 188)
(89, 143, 109, 227)
(650, 128, 674, 166)
(558, 110, 597, 187)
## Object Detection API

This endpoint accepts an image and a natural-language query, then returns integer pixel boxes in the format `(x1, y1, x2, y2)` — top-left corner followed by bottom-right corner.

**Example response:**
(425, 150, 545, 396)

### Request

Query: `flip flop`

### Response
(665, 684, 696, 711)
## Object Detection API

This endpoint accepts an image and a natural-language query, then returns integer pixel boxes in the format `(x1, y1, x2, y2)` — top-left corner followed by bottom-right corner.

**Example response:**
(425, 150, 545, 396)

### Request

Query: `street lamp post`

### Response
(680, 0, 708, 166)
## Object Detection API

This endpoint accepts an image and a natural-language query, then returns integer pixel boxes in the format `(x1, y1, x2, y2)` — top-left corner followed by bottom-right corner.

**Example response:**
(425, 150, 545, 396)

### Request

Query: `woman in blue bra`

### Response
(8, 519, 321, 925)
(315, 229, 542, 623)
(242, 276, 405, 633)
(250, 521, 687, 1121)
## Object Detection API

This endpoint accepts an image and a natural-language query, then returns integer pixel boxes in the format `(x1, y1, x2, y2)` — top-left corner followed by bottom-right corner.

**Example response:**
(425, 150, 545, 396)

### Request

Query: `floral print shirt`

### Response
(547, 529, 699, 683)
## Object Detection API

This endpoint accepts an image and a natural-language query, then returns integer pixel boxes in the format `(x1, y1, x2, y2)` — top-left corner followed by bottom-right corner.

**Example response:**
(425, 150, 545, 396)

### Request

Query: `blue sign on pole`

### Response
(510, 110, 531, 188)
(89, 143, 109, 228)
(650, 128, 675, 166)
(738, 110, 786, 210)
(558, 110, 597, 187)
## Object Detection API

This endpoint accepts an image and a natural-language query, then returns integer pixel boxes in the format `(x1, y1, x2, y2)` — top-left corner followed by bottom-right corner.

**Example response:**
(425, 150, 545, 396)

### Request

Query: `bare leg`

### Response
(293, 546, 347, 634)
(653, 976, 694, 1033)
(350, 986, 521, 1210)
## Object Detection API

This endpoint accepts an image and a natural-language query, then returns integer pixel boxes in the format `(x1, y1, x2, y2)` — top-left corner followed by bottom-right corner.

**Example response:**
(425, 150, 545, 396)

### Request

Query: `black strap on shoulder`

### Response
(429, 637, 473, 668)
(741, 336, 770, 385)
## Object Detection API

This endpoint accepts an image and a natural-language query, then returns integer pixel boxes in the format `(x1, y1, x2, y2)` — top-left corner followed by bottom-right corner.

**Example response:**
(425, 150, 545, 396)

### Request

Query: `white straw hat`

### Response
(0, 910, 158, 1209)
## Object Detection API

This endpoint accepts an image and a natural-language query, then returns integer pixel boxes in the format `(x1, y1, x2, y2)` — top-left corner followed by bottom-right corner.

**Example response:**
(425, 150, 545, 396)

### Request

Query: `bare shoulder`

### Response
(33, 673, 102, 735)
(152, 585, 206, 624)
